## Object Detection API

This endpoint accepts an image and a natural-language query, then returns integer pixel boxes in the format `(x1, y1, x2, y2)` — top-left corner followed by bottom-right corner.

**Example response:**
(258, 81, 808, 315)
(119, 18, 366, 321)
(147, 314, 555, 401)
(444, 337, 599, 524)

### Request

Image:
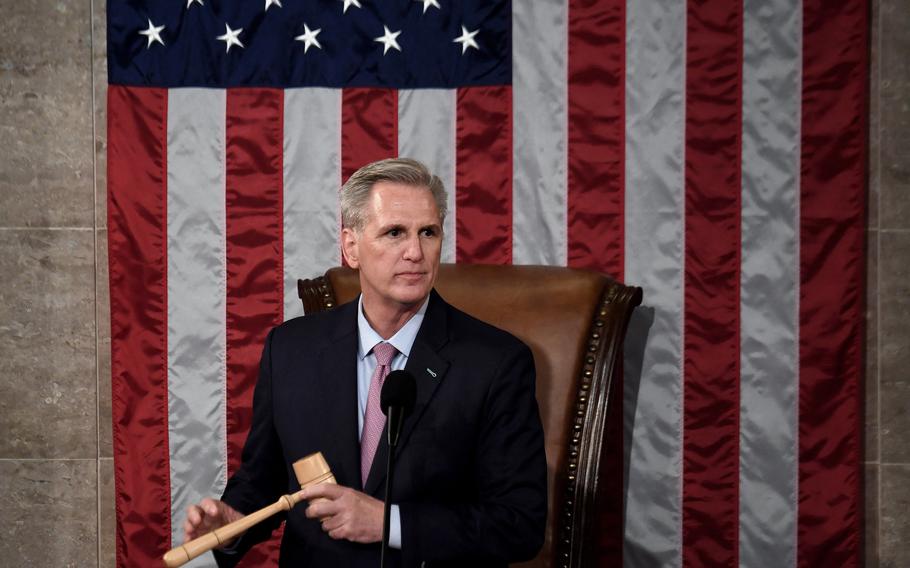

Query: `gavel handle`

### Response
(162, 489, 305, 568)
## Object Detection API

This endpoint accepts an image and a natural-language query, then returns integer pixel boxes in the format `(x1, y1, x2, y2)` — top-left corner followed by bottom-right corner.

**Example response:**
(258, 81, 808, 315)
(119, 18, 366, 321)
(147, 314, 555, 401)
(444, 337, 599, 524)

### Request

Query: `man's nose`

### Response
(402, 234, 424, 261)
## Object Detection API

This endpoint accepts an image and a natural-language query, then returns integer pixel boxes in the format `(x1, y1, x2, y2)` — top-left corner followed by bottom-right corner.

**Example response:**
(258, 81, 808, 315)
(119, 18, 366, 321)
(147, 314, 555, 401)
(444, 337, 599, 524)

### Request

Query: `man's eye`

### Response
(420, 228, 437, 237)
(387, 229, 401, 237)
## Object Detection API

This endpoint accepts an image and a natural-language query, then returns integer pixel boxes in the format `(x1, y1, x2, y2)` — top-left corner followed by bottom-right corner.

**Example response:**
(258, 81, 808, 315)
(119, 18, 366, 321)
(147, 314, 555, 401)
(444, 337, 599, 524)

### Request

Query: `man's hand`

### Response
(301, 484, 384, 543)
(183, 498, 244, 546)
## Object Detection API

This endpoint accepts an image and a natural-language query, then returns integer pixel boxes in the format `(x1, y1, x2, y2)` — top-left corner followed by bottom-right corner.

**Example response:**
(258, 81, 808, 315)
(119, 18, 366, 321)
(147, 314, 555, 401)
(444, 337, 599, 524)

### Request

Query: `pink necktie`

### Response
(361, 342, 398, 485)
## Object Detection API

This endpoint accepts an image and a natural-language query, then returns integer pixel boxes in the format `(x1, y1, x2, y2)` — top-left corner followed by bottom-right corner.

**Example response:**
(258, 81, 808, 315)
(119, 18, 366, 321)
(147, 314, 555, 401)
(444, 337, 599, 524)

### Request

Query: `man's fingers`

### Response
(183, 505, 211, 542)
(304, 484, 350, 519)
(321, 513, 345, 532)
(301, 482, 344, 501)
(200, 497, 221, 518)
(328, 526, 345, 540)
(306, 498, 340, 519)
(182, 498, 241, 544)
(304, 486, 383, 543)
(183, 518, 196, 541)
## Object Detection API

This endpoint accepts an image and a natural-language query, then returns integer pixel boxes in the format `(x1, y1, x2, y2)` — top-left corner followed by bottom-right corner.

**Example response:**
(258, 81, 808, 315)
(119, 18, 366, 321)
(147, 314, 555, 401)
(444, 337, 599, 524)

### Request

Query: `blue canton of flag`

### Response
(108, 0, 511, 88)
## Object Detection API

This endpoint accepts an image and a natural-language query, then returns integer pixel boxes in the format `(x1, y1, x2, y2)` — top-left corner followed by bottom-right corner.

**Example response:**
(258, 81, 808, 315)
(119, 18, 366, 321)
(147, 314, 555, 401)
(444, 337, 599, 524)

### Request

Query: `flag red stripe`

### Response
(108, 85, 172, 565)
(225, 88, 286, 568)
(225, 88, 286, 472)
(797, 2, 867, 566)
(455, 86, 512, 264)
(341, 88, 398, 184)
(682, 1, 743, 566)
(566, 0, 625, 279)
(566, 0, 626, 562)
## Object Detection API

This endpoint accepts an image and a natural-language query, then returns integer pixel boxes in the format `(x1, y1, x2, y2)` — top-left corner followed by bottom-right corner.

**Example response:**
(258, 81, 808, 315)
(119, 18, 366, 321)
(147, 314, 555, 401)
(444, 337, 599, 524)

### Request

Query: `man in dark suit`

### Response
(183, 158, 547, 567)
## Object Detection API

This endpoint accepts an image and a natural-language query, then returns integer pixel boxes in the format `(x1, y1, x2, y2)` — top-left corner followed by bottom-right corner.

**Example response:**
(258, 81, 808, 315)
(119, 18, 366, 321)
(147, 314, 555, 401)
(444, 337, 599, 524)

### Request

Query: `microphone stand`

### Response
(378, 369, 416, 568)
(380, 406, 403, 568)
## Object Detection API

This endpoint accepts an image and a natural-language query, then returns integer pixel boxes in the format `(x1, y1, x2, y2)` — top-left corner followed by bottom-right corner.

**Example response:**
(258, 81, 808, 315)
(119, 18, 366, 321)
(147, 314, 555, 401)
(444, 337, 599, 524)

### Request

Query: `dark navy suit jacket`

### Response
(216, 290, 547, 568)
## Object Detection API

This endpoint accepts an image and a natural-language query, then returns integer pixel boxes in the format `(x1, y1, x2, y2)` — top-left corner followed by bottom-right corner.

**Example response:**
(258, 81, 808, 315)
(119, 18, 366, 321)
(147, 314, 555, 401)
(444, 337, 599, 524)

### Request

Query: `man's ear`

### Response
(341, 227, 360, 269)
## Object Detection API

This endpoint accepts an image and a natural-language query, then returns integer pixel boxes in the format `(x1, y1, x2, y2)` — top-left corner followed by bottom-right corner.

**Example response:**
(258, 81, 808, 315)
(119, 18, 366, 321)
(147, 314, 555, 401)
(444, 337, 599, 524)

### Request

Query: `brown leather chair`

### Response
(298, 264, 642, 567)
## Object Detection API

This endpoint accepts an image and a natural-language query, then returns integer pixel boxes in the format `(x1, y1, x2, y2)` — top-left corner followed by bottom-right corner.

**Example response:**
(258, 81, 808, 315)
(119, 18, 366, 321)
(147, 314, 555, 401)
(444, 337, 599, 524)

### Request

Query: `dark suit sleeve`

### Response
(214, 328, 289, 567)
(399, 342, 548, 565)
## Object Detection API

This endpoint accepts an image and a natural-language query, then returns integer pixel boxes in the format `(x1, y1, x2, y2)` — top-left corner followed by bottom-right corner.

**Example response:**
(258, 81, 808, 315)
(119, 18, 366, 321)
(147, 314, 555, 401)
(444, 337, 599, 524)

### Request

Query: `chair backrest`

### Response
(298, 264, 642, 567)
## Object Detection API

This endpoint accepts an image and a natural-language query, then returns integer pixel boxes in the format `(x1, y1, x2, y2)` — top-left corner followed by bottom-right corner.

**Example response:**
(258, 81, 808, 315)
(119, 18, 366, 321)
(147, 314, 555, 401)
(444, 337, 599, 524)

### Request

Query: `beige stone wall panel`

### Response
(0, 230, 96, 459)
(0, 0, 94, 228)
(0, 460, 98, 566)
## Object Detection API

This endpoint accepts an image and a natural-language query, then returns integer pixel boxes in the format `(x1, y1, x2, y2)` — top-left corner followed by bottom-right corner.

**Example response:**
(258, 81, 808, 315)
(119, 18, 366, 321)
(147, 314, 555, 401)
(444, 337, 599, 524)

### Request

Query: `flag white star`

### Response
(294, 23, 322, 53)
(415, 0, 440, 13)
(341, 0, 362, 13)
(264, 0, 282, 10)
(139, 18, 165, 48)
(216, 23, 244, 53)
(453, 25, 479, 54)
(186, 0, 203, 8)
(374, 25, 402, 55)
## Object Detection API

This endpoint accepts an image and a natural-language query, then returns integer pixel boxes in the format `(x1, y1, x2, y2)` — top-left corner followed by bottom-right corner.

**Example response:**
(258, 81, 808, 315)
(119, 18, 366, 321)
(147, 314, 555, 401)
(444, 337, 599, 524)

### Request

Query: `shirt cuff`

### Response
(389, 504, 402, 549)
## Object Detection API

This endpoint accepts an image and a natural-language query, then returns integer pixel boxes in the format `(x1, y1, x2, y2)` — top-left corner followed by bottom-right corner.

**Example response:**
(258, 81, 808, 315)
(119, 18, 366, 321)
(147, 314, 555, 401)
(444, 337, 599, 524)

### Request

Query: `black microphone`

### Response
(381, 370, 417, 447)
(378, 370, 417, 568)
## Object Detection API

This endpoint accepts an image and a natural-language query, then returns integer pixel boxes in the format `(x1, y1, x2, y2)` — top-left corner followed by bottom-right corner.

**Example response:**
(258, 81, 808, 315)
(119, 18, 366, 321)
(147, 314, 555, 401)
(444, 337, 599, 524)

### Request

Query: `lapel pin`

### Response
(426, 368, 437, 378)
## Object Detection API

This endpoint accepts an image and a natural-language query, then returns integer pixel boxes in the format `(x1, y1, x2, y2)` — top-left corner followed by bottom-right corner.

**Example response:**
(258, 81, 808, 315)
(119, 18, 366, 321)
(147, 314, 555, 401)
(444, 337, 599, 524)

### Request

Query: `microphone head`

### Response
(380, 370, 417, 416)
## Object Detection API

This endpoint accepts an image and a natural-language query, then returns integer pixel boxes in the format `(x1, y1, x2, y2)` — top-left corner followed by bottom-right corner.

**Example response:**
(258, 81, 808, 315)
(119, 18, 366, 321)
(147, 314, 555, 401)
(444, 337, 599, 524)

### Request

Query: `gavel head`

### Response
(292, 451, 336, 489)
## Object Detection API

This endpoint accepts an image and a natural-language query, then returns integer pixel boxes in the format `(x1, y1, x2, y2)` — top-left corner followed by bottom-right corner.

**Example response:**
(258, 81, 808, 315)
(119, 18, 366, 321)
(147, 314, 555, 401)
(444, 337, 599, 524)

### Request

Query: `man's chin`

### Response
(390, 284, 432, 306)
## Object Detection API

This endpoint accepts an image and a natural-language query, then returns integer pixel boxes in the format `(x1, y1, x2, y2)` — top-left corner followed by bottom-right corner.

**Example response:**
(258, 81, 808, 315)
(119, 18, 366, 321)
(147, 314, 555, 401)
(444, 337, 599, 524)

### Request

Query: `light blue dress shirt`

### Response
(356, 294, 429, 550)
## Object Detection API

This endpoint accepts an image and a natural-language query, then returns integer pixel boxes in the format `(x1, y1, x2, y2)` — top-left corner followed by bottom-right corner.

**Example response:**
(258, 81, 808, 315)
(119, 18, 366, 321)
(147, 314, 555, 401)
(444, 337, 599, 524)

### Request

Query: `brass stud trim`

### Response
(556, 283, 621, 566)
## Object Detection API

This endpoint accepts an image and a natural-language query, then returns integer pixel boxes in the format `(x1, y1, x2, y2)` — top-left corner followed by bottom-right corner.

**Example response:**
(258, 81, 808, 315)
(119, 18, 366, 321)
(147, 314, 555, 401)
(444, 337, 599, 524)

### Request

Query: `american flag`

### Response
(107, 0, 867, 566)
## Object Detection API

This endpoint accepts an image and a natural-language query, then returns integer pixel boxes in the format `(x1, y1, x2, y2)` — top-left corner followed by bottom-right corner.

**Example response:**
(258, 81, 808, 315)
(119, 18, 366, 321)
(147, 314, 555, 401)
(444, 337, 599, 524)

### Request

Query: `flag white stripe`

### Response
(283, 88, 342, 318)
(398, 89, 457, 264)
(166, 88, 228, 564)
(739, 1, 801, 565)
(511, 0, 568, 266)
(623, 0, 687, 565)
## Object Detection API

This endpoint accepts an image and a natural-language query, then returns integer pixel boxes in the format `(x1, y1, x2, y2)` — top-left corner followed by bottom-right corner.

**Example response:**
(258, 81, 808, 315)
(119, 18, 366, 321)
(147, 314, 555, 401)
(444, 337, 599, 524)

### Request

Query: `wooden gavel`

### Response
(162, 451, 336, 568)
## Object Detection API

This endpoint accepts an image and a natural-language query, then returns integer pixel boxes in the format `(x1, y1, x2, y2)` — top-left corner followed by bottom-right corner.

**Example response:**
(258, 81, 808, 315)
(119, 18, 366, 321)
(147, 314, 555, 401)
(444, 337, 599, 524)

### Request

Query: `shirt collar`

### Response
(357, 294, 430, 360)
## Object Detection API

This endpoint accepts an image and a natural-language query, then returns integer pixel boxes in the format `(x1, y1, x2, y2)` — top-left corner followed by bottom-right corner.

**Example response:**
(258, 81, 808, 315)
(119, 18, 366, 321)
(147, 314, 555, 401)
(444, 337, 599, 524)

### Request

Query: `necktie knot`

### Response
(372, 342, 397, 367)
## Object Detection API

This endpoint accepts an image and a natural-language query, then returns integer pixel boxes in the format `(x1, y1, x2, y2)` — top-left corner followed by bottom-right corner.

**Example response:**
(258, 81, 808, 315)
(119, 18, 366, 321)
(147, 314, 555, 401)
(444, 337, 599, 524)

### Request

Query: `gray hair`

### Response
(340, 158, 447, 232)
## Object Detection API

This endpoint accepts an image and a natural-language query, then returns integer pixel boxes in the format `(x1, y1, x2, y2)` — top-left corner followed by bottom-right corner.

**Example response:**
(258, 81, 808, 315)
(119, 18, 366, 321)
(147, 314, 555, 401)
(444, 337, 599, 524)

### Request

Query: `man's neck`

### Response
(361, 295, 428, 339)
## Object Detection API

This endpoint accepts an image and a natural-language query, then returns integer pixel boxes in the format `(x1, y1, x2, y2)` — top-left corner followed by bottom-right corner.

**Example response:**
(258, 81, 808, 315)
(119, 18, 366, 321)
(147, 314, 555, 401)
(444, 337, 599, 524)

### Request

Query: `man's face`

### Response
(341, 181, 443, 313)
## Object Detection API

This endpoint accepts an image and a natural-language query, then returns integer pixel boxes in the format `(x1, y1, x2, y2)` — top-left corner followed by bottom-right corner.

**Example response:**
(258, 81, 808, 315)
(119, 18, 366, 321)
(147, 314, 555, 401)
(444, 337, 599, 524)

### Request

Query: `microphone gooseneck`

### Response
(379, 370, 417, 568)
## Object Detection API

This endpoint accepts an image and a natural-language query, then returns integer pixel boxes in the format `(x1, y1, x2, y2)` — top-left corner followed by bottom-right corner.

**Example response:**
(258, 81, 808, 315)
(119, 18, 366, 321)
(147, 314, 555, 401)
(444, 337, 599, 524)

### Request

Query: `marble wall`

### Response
(0, 0, 114, 566)
(867, 0, 910, 566)
(0, 0, 905, 566)
(0, 0, 113, 565)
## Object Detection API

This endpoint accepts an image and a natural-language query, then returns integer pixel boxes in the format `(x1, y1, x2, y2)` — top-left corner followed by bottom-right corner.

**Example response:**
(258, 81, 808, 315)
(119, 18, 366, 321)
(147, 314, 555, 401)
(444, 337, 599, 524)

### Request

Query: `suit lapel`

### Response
(314, 302, 362, 491)
(364, 291, 451, 496)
